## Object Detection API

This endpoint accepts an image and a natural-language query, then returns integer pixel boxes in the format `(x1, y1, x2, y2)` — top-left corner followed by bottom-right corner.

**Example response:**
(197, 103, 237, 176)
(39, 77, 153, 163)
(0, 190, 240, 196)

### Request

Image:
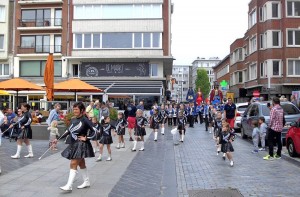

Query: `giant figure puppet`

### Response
(210, 84, 223, 105)
(195, 88, 204, 106)
(186, 87, 196, 103)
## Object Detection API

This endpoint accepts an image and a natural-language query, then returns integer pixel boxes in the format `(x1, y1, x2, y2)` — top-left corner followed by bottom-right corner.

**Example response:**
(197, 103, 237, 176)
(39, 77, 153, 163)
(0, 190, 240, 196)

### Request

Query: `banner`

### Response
(226, 92, 234, 100)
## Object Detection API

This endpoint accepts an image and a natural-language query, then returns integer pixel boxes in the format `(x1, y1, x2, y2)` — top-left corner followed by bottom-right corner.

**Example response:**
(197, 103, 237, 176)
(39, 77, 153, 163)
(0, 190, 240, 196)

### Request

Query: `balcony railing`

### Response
(19, 18, 62, 28)
(18, 45, 62, 54)
(19, 0, 63, 4)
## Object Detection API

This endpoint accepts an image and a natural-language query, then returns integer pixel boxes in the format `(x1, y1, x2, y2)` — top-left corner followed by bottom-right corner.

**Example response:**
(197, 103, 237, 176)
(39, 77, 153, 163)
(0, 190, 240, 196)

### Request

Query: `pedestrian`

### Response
(93, 103, 100, 122)
(258, 117, 267, 151)
(46, 103, 61, 126)
(159, 104, 168, 135)
(99, 102, 110, 121)
(150, 108, 160, 141)
(56, 102, 98, 191)
(167, 104, 174, 126)
(126, 100, 137, 141)
(132, 109, 147, 151)
(116, 112, 126, 149)
(263, 97, 284, 160)
(251, 120, 260, 154)
(4, 108, 16, 138)
(214, 112, 222, 155)
(0, 110, 4, 174)
(177, 110, 187, 142)
(85, 101, 95, 120)
(224, 98, 236, 129)
(173, 104, 178, 126)
(96, 116, 116, 162)
(48, 120, 60, 151)
(10, 103, 34, 159)
(91, 117, 101, 153)
(136, 101, 145, 111)
(221, 123, 235, 167)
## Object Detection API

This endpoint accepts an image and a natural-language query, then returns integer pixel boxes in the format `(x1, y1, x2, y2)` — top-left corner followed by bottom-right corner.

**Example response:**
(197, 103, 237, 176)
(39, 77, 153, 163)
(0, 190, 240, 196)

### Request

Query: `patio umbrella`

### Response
(54, 78, 102, 101)
(0, 78, 43, 108)
(44, 53, 54, 101)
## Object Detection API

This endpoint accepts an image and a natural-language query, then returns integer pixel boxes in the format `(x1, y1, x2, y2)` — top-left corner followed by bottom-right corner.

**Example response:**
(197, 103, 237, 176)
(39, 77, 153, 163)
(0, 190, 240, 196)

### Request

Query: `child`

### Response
(132, 109, 148, 151)
(116, 112, 127, 149)
(173, 104, 178, 126)
(251, 120, 260, 153)
(221, 123, 235, 167)
(214, 112, 223, 155)
(150, 108, 161, 141)
(48, 120, 60, 151)
(167, 105, 174, 126)
(97, 116, 116, 161)
(177, 110, 187, 142)
(91, 117, 101, 153)
(159, 104, 168, 135)
(259, 117, 267, 151)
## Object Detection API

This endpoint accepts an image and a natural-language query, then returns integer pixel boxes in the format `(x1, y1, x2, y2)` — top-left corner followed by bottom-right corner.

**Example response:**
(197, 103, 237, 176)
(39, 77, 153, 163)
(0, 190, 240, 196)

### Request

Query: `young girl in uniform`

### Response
(150, 108, 161, 141)
(177, 110, 187, 142)
(173, 104, 178, 126)
(214, 112, 222, 155)
(97, 116, 116, 161)
(91, 117, 101, 153)
(116, 112, 127, 149)
(159, 104, 168, 135)
(132, 109, 148, 151)
(221, 123, 235, 167)
(167, 104, 174, 126)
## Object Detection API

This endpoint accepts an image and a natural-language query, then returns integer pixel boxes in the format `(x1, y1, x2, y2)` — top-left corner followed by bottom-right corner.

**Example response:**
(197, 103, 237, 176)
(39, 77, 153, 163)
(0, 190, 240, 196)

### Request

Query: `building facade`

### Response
(213, 55, 231, 100)
(191, 57, 220, 90)
(171, 65, 191, 102)
(228, 0, 300, 101)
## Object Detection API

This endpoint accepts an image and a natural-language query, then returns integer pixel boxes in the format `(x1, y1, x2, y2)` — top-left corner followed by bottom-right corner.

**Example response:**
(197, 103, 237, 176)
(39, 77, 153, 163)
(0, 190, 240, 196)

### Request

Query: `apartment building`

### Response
(63, 0, 173, 108)
(191, 57, 220, 90)
(228, 0, 300, 101)
(171, 65, 191, 102)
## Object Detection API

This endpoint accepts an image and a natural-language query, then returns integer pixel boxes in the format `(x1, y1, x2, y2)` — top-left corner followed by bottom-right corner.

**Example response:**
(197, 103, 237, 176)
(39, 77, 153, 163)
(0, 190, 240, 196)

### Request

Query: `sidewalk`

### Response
(0, 129, 152, 197)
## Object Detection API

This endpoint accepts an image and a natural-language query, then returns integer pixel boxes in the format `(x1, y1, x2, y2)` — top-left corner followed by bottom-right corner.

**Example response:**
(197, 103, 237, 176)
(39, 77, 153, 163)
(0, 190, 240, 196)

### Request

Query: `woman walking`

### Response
(10, 103, 34, 159)
(56, 102, 98, 191)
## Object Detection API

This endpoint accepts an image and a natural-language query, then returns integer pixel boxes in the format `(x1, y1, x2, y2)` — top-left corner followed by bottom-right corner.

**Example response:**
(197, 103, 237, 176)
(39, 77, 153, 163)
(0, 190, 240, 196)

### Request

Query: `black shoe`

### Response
(129, 137, 134, 141)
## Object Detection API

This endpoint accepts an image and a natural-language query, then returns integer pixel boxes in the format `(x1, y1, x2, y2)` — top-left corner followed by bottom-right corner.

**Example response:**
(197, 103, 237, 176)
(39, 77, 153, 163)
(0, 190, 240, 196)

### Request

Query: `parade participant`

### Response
(126, 100, 137, 141)
(195, 90, 203, 107)
(167, 104, 174, 126)
(173, 104, 178, 126)
(209, 84, 223, 105)
(214, 112, 223, 155)
(187, 102, 195, 128)
(55, 102, 97, 191)
(193, 103, 199, 124)
(177, 110, 187, 142)
(224, 98, 236, 129)
(203, 102, 210, 132)
(199, 103, 204, 124)
(48, 120, 60, 151)
(186, 87, 196, 103)
(150, 108, 161, 141)
(132, 109, 148, 151)
(97, 116, 116, 162)
(10, 103, 34, 159)
(0, 110, 4, 174)
(46, 103, 61, 126)
(91, 117, 101, 153)
(221, 123, 235, 167)
(116, 112, 127, 149)
(159, 104, 168, 135)
(251, 120, 260, 154)
(258, 117, 267, 151)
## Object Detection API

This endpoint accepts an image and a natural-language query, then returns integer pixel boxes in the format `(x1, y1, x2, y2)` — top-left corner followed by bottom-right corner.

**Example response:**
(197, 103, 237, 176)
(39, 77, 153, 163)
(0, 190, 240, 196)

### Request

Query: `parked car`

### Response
(286, 120, 300, 157)
(240, 101, 300, 145)
(233, 102, 249, 132)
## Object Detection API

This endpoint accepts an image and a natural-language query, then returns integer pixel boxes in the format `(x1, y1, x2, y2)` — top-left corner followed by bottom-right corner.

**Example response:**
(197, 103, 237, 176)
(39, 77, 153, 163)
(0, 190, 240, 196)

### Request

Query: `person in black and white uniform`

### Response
(10, 103, 34, 159)
(56, 102, 98, 191)
(150, 108, 161, 141)
(159, 104, 168, 135)
(116, 112, 127, 149)
(132, 109, 148, 151)
(177, 110, 187, 142)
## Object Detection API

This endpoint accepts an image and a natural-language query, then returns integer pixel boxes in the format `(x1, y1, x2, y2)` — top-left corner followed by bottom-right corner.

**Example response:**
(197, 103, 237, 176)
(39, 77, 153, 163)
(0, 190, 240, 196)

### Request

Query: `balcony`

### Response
(17, 45, 62, 55)
(18, 18, 62, 31)
(18, 0, 63, 5)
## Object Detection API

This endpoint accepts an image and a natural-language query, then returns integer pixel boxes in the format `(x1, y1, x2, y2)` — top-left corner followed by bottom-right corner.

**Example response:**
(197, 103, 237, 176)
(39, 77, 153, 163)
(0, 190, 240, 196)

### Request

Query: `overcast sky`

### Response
(171, 0, 249, 65)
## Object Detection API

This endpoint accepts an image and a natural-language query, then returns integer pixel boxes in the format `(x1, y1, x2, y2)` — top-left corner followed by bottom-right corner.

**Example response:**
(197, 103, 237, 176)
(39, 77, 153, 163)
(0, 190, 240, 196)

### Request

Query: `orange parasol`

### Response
(54, 78, 102, 101)
(44, 53, 54, 101)
(0, 78, 43, 108)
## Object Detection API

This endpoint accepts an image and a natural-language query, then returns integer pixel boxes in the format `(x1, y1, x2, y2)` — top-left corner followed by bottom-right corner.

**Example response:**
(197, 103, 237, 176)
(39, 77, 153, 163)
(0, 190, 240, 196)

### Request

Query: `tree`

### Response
(195, 69, 211, 99)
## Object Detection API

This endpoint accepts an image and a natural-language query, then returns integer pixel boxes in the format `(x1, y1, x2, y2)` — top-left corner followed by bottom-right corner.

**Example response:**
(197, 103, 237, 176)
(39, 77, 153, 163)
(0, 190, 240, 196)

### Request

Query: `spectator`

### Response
(93, 103, 100, 121)
(46, 103, 61, 126)
(35, 110, 43, 123)
(263, 97, 284, 161)
(291, 95, 298, 108)
(85, 101, 95, 120)
(3, 108, 16, 138)
(136, 101, 145, 111)
(31, 111, 40, 124)
(127, 99, 137, 141)
(99, 102, 110, 121)
(59, 110, 65, 120)
(224, 98, 236, 129)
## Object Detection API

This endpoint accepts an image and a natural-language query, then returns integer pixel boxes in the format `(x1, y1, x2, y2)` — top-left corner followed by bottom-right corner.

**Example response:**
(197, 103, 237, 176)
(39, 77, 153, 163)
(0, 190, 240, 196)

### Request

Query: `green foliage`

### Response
(195, 69, 211, 99)
(109, 107, 118, 121)
(64, 112, 74, 127)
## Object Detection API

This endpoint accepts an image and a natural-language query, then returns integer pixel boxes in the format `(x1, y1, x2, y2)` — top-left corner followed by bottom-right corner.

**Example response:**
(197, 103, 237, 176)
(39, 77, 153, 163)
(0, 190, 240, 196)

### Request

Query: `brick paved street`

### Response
(0, 124, 300, 197)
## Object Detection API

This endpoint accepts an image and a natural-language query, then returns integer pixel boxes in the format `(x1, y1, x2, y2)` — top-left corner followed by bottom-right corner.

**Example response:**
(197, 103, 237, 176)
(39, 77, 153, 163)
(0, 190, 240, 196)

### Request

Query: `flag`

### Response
(44, 53, 54, 101)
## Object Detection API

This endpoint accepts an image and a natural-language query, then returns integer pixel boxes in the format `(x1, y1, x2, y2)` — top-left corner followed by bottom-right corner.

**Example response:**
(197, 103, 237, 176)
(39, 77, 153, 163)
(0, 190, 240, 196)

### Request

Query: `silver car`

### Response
(240, 101, 300, 144)
(234, 102, 249, 132)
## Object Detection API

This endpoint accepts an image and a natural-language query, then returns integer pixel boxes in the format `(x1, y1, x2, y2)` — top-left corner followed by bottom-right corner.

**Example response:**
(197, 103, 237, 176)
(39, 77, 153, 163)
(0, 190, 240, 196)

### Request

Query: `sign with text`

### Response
(81, 62, 150, 77)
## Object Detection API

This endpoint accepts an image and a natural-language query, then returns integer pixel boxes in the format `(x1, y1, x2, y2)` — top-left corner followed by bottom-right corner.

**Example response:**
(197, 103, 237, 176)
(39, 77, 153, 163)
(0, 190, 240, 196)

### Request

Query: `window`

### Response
(287, 1, 300, 17)
(0, 35, 4, 50)
(20, 60, 62, 77)
(260, 34, 265, 49)
(216, 64, 229, 78)
(249, 36, 257, 53)
(93, 34, 100, 48)
(287, 30, 300, 46)
(54, 35, 61, 53)
(288, 60, 300, 76)
(234, 71, 243, 84)
(72, 64, 79, 77)
(249, 9, 257, 28)
(243, 69, 248, 82)
(75, 34, 82, 48)
(260, 62, 266, 77)
(22, 9, 51, 27)
(151, 64, 158, 77)
(20, 35, 50, 53)
(272, 60, 280, 76)
(84, 34, 91, 48)
(0, 6, 5, 22)
(0, 64, 9, 76)
(55, 9, 62, 26)
(272, 3, 279, 18)
(272, 31, 280, 47)
(249, 63, 257, 80)
(259, 7, 264, 21)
